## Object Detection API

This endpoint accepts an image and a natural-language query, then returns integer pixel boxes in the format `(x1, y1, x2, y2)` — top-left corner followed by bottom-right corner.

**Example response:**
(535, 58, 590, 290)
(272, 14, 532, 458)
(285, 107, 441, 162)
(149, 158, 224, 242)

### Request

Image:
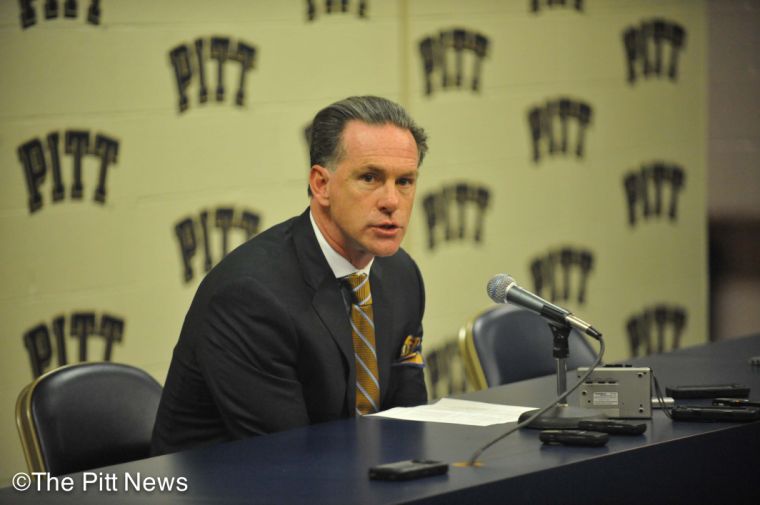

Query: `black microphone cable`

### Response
(465, 334, 605, 466)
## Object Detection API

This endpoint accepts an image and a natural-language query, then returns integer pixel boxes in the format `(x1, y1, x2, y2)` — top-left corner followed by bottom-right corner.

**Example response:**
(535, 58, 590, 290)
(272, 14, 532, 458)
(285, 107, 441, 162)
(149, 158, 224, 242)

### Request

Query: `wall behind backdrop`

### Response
(0, 0, 707, 484)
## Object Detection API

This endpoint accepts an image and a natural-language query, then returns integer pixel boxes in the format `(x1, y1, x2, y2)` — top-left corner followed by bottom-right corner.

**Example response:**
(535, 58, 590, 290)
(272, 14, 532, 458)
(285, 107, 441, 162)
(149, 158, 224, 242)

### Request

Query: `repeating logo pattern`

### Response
(625, 305, 687, 356)
(305, 0, 368, 21)
(17, 130, 120, 213)
(425, 339, 467, 400)
(175, 206, 262, 283)
(623, 19, 686, 84)
(23, 311, 125, 378)
(530, 247, 594, 305)
(419, 28, 490, 96)
(421, 182, 491, 251)
(18, 0, 102, 29)
(530, 0, 583, 13)
(528, 98, 593, 163)
(169, 36, 258, 113)
(623, 162, 686, 227)
(303, 123, 313, 150)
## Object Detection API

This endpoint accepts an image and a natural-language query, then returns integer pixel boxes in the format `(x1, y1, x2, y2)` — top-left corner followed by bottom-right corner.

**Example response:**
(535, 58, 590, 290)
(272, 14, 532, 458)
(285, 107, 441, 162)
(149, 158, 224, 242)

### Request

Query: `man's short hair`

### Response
(308, 96, 428, 195)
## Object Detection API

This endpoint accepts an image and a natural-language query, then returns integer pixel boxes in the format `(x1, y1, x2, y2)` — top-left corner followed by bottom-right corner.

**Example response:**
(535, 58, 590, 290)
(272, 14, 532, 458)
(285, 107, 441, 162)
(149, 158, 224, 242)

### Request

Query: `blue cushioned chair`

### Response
(16, 362, 162, 476)
(459, 304, 597, 389)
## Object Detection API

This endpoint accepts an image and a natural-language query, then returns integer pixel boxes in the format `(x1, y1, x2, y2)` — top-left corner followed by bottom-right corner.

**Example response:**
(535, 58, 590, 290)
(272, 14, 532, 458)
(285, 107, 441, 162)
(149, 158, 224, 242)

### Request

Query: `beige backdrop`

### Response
(0, 0, 706, 485)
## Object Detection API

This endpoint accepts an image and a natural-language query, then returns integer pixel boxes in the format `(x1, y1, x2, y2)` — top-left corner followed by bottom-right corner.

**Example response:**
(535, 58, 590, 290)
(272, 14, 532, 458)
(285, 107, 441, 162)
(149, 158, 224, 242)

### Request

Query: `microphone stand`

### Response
(517, 323, 607, 429)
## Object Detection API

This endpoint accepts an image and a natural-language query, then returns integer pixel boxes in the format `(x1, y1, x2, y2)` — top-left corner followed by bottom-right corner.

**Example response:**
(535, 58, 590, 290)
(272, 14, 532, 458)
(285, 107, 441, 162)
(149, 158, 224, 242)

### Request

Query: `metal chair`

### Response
(16, 362, 162, 476)
(459, 304, 597, 389)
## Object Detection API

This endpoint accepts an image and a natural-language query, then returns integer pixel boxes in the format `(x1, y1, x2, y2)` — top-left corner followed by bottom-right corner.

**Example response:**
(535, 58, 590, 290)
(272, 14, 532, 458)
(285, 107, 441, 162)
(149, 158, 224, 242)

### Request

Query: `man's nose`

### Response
(378, 182, 400, 212)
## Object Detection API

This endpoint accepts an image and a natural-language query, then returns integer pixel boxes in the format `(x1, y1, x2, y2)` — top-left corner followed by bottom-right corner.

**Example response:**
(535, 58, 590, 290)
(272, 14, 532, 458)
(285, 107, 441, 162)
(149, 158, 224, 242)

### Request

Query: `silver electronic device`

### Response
(577, 366, 652, 419)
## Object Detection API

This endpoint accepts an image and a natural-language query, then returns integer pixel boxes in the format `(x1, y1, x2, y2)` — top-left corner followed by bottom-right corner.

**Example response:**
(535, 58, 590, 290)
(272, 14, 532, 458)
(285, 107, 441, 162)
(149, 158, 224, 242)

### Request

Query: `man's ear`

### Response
(309, 165, 330, 205)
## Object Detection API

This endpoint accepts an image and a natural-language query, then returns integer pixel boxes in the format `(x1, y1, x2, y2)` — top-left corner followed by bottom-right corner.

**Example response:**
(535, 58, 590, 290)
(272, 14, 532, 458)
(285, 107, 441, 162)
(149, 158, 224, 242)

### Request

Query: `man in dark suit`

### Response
(151, 96, 429, 455)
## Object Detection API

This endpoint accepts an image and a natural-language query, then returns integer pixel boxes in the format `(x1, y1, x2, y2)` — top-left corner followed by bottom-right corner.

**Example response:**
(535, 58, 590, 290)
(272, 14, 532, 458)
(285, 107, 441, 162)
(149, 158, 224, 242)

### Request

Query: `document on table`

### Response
(368, 398, 537, 427)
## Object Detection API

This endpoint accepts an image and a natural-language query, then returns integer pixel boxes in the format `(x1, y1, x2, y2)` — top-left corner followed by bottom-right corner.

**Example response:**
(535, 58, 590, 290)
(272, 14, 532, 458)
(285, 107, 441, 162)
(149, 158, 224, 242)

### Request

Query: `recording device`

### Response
(577, 366, 652, 418)
(577, 420, 647, 435)
(665, 384, 750, 399)
(713, 398, 760, 408)
(487, 274, 601, 339)
(539, 430, 609, 447)
(670, 406, 760, 422)
(368, 460, 449, 481)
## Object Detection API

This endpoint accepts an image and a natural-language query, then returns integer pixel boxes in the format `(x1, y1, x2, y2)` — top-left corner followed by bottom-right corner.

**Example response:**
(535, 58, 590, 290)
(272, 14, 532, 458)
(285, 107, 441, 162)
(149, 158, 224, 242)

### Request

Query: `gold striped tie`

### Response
(346, 273, 380, 415)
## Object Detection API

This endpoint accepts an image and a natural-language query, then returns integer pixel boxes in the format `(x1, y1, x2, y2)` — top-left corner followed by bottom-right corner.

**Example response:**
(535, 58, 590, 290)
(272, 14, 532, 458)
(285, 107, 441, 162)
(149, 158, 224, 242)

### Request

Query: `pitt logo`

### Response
(625, 305, 687, 356)
(169, 36, 258, 113)
(18, 130, 119, 214)
(303, 123, 313, 155)
(623, 162, 686, 227)
(421, 182, 491, 251)
(23, 311, 125, 378)
(528, 97, 592, 163)
(306, 0, 368, 21)
(530, 0, 583, 14)
(530, 247, 594, 305)
(175, 206, 262, 283)
(623, 19, 686, 84)
(19, 0, 102, 29)
(419, 28, 490, 96)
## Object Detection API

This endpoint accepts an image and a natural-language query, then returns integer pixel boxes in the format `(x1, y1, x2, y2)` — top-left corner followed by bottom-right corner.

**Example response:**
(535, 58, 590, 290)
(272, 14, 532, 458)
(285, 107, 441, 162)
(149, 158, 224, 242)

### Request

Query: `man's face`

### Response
(311, 120, 419, 268)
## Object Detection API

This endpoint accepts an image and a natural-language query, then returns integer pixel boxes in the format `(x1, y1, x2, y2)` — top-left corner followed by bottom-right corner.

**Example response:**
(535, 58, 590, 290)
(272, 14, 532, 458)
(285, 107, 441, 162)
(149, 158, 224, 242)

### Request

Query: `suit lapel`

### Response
(311, 279, 355, 405)
(292, 210, 355, 410)
(370, 260, 394, 407)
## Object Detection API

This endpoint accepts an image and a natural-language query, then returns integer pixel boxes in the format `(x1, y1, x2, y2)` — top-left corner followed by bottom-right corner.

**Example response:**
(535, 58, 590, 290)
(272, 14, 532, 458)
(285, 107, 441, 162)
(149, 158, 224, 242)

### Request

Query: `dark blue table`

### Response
(3, 335, 760, 504)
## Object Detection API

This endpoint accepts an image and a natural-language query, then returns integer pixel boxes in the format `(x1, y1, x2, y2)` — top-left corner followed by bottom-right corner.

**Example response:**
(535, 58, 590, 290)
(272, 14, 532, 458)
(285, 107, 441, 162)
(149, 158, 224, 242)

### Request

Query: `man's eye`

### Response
(360, 174, 376, 182)
(398, 178, 415, 186)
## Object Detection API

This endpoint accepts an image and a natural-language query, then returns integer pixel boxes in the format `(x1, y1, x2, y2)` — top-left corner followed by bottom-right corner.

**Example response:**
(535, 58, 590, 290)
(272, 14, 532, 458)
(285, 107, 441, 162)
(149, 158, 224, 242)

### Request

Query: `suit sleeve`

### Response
(196, 276, 310, 437)
(387, 260, 428, 407)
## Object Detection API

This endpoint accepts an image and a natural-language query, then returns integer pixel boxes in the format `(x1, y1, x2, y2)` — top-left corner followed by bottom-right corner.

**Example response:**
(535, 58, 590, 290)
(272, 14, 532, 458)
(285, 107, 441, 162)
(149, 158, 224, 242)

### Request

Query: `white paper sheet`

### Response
(367, 398, 537, 426)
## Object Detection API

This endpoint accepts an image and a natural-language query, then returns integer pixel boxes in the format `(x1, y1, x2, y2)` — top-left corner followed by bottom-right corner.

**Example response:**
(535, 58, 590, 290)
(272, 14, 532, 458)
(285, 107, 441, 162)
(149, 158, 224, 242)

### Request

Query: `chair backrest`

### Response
(459, 304, 597, 389)
(16, 362, 162, 476)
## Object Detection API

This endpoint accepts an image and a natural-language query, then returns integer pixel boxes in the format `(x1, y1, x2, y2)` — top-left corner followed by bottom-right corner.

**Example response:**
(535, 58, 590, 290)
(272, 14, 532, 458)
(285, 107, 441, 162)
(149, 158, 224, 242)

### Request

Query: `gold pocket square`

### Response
(395, 335, 424, 366)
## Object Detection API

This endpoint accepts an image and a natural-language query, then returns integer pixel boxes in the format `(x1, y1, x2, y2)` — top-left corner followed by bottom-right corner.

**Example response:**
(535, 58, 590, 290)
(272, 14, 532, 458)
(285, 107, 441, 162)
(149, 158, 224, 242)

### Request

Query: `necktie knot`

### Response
(346, 273, 372, 307)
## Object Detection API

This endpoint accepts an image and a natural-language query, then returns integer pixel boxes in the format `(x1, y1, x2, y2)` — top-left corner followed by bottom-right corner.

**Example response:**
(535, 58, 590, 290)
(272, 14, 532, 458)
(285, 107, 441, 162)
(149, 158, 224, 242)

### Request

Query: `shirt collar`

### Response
(310, 211, 373, 279)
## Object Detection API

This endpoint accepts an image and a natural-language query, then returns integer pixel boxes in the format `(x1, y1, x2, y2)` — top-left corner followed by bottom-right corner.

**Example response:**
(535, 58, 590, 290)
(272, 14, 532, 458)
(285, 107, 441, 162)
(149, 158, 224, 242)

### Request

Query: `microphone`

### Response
(487, 273, 602, 340)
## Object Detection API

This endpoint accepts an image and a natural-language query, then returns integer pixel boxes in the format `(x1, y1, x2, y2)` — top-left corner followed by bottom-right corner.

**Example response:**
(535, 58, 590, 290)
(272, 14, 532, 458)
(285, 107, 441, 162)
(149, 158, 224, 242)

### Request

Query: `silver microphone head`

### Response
(486, 273, 515, 303)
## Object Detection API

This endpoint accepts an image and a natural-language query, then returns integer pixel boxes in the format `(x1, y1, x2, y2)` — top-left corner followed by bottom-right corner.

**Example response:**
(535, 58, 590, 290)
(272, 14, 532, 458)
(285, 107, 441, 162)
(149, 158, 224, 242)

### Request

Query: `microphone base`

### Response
(518, 405, 607, 430)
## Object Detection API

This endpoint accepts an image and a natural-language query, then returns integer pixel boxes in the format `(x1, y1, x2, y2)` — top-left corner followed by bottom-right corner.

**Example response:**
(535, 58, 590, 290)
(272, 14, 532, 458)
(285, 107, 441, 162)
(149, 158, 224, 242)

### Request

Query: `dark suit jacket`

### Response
(151, 209, 427, 455)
